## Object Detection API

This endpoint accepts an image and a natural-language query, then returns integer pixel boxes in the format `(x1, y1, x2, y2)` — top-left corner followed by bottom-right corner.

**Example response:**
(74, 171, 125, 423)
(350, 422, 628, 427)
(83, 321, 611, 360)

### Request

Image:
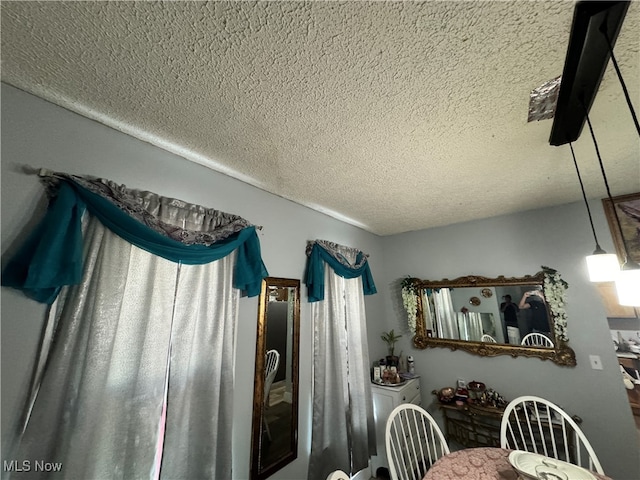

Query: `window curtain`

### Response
(433, 288, 458, 340)
(305, 240, 377, 480)
(305, 240, 376, 302)
(2, 172, 268, 479)
(456, 312, 483, 341)
(2, 172, 267, 303)
(421, 290, 435, 333)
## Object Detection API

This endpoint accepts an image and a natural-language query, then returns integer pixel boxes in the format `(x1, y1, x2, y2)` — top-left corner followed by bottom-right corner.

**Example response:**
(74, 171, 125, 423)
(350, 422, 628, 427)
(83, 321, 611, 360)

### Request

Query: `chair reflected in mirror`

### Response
(251, 278, 300, 480)
(521, 333, 554, 348)
(481, 334, 497, 343)
(263, 349, 280, 441)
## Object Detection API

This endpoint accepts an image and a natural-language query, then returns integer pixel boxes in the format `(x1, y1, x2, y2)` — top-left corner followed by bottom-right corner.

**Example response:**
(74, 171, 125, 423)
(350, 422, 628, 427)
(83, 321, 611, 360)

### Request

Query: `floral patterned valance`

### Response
(45, 173, 252, 245)
(2, 171, 269, 303)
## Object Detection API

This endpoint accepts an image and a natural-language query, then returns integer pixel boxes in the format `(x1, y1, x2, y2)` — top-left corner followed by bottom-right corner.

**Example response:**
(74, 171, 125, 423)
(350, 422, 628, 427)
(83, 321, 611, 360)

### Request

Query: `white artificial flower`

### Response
(401, 283, 418, 334)
(543, 269, 569, 342)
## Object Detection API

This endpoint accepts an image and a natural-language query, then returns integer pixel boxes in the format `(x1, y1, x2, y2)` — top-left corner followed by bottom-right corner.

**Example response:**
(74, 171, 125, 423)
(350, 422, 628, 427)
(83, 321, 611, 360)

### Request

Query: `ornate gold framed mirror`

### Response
(410, 270, 576, 367)
(250, 277, 301, 480)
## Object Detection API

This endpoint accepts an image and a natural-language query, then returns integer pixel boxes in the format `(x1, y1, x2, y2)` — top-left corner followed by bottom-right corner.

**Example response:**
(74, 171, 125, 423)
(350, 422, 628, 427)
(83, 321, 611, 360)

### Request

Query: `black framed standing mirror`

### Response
(250, 277, 300, 480)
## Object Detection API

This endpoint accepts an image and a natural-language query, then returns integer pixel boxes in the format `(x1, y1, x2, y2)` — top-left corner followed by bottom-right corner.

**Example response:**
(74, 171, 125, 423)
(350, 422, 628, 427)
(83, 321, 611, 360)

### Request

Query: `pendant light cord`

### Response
(583, 106, 632, 263)
(600, 23, 640, 137)
(569, 142, 603, 252)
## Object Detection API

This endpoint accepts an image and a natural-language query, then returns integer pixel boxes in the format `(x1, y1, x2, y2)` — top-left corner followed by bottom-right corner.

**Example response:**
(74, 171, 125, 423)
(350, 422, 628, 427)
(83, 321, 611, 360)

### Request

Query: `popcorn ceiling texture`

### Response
(1, 1, 638, 235)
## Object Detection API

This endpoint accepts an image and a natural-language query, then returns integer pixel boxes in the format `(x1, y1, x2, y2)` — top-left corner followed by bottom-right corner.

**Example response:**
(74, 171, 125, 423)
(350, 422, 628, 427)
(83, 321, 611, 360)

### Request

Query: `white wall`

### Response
(0, 84, 387, 480)
(379, 203, 640, 479)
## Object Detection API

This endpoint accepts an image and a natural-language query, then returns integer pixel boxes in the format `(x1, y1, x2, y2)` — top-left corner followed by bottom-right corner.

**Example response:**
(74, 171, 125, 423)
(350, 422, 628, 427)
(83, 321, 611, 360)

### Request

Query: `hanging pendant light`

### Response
(586, 249, 621, 283)
(598, 20, 640, 305)
(547, 2, 637, 303)
(617, 263, 640, 306)
(583, 110, 640, 306)
(568, 143, 620, 282)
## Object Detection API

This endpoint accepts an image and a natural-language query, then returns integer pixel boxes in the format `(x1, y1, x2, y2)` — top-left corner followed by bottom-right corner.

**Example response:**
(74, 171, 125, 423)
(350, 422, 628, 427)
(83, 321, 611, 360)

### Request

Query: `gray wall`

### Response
(0, 84, 386, 480)
(2, 83, 638, 479)
(379, 204, 640, 479)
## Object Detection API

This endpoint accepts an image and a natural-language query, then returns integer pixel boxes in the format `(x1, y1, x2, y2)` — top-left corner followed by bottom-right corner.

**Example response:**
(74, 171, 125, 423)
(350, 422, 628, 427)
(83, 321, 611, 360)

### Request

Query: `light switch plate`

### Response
(589, 355, 603, 370)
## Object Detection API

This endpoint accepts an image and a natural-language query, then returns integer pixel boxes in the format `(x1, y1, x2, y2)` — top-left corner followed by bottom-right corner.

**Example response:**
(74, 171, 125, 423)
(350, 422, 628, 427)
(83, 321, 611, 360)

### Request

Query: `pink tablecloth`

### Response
(423, 447, 611, 480)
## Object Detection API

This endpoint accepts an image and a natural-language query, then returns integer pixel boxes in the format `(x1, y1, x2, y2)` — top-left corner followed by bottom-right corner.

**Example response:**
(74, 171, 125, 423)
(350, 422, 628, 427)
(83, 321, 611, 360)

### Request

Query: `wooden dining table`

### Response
(422, 447, 612, 480)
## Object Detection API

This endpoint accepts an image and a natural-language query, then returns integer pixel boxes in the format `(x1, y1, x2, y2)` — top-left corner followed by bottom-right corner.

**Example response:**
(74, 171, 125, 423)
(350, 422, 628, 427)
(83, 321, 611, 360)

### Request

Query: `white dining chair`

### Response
(500, 395, 604, 474)
(521, 332, 554, 348)
(385, 403, 450, 480)
(325, 470, 349, 480)
(481, 334, 497, 343)
(263, 349, 280, 441)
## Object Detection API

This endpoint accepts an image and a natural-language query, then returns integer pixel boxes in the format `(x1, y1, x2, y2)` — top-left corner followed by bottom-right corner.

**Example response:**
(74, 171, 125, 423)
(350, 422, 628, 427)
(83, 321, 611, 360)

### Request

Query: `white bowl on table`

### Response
(508, 451, 597, 480)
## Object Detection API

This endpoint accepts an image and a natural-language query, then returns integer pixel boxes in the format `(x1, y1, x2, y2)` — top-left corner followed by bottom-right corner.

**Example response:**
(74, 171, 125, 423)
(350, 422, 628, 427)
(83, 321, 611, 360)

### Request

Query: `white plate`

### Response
(508, 451, 597, 480)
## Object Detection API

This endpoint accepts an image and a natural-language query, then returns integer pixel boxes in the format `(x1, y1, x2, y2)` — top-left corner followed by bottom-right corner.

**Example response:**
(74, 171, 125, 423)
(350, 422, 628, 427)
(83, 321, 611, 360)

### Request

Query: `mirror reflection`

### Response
(251, 278, 300, 480)
(422, 284, 553, 347)
(411, 271, 576, 367)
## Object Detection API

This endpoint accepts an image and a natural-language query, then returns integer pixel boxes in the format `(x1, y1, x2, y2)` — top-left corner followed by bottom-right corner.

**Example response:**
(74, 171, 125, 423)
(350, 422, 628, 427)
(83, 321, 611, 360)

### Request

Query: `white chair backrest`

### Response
(500, 395, 604, 474)
(385, 404, 450, 480)
(521, 332, 554, 348)
(264, 349, 280, 400)
(325, 470, 349, 480)
(481, 334, 497, 343)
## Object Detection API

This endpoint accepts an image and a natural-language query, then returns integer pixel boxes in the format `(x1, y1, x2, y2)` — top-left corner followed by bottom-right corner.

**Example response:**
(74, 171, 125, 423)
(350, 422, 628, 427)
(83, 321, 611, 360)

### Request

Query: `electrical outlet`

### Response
(457, 378, 467, 388)
(589, 355, 603, 370)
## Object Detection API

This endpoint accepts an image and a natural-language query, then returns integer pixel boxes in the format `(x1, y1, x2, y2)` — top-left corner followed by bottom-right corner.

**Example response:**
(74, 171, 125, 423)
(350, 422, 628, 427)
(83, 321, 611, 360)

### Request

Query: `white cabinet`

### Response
(370, 378, 422, 474)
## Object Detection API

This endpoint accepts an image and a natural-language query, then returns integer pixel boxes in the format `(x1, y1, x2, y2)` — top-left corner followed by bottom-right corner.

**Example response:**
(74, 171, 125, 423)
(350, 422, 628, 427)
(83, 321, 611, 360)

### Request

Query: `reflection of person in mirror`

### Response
(519, 288, 550, 333)
(500, 295, 519, 325)
(500, 295, 520, 344)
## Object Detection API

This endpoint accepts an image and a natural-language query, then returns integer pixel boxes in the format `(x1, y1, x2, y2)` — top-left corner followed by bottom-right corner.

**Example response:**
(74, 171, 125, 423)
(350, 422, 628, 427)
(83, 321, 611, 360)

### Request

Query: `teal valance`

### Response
(305, 240, 377, 302)
(2, 174, 268, 303)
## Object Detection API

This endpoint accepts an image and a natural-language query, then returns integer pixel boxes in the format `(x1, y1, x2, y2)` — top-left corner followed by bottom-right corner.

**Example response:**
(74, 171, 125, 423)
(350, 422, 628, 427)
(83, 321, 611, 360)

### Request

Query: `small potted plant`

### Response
(381, 329, 402, 367)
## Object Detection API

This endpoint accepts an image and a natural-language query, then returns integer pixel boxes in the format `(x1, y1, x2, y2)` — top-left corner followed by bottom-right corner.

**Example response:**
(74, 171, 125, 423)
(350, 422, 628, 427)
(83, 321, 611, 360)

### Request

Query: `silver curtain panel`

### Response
(160, 260, 237, 479)
(308, 247, 375, 480)
(433, 288, 458, 340)
(11, 197, 238, 478)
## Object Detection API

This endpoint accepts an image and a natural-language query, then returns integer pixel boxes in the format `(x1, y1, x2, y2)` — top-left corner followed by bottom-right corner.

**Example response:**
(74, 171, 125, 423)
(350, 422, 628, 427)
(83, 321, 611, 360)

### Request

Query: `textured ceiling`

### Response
(2, 1, 639, 235)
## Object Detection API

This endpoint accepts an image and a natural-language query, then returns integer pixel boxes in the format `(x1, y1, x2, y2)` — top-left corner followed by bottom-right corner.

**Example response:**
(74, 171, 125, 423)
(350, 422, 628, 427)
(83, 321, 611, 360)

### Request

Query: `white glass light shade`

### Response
(586, 253, 620, 282)
(616, 268, 640, 307)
